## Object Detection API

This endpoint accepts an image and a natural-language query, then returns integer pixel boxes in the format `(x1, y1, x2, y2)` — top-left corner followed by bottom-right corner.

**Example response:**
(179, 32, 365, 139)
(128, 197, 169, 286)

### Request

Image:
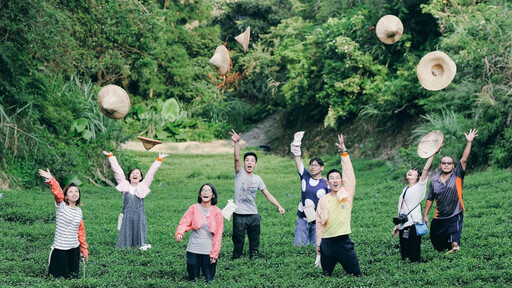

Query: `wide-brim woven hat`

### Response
(97, 85, 130, 119)
(137, 136, 162, 151)
(417, 51, 457, 91)
(376, 15, 404, 44)
(417, 130, 444, 158)
(235, 26, 250, 53)
(209, 45, 231, 76)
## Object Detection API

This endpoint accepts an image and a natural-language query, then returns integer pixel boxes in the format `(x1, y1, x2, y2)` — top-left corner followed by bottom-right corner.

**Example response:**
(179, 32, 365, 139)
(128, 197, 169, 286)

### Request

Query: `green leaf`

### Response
(71, 118, 88, 133)
(82, 130, 93, 140)
(161, 98, 180, 121)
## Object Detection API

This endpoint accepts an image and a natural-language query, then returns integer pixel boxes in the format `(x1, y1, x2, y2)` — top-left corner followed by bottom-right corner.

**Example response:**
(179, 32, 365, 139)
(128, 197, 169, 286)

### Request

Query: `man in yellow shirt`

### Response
(315, 133, 361, 276)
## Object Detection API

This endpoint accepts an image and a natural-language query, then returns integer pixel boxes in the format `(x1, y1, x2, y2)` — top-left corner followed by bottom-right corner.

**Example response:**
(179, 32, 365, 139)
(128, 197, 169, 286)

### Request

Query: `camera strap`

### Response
(400, 187, 421, 221)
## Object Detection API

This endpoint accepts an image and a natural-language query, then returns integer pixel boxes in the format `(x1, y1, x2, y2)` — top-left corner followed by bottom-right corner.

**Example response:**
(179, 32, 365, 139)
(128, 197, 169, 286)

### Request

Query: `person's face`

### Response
(440, 157, 454, 173)
(129, 169, 142, 184)
(66, 186, 80, 205)
(328, 172, 342, 192)
(309, 161, 324, 177)
(244, 156, 257, 173)
(200, 185, 214, 203)
(406, 169, 419, 182)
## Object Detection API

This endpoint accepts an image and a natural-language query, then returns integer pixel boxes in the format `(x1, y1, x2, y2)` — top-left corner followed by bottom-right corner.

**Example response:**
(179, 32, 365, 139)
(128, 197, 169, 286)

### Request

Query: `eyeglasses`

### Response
(440, 162, 454, 165)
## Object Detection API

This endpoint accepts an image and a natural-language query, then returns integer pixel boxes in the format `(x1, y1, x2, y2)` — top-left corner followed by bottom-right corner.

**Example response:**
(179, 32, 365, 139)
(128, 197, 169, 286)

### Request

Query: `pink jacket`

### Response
(107, 155, 162, 199)
(175, 204, 224, 259)
(316, 153, 355, 246)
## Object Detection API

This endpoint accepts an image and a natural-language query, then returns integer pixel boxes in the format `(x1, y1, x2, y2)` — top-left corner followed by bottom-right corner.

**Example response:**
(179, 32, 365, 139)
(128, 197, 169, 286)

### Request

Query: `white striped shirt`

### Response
(53, 202, 82, 250)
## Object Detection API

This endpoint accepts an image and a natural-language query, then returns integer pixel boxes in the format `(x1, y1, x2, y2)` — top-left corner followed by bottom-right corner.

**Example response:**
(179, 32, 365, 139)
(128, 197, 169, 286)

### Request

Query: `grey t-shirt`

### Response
(187, 204, 213, 255)
(234, 169, 266, 215)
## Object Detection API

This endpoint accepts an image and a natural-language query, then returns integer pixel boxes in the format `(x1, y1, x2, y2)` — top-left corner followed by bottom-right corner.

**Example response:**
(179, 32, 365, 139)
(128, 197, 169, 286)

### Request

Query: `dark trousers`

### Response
(320, 235, 361, 276)
(399, 225, 421, 262)
(186, 252, 216, 283)
(232, 213, 261, 259)
(431, 212, 463, 251)
(48, 246, 80, 279)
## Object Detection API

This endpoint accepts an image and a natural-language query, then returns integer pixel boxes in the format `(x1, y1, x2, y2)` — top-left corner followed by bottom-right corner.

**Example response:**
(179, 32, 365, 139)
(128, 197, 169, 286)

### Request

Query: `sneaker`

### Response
(139, 244, 152, 251)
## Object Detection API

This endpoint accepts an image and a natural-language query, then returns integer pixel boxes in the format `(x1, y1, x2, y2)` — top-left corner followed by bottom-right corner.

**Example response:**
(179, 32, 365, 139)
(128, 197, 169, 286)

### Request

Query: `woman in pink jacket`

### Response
(175, 183, 224, 283)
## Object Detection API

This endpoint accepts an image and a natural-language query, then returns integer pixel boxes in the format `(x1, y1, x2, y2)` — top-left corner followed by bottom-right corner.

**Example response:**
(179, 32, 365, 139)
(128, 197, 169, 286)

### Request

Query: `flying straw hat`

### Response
(417, 130, 444, 158)
(97, 85, 130, 119)
(209, 45, 231, 76)
(417, 51, 457, 91)
(375, 15, 404, 44)
(235, 26, 250, 53)
(137, 136, 162, 151)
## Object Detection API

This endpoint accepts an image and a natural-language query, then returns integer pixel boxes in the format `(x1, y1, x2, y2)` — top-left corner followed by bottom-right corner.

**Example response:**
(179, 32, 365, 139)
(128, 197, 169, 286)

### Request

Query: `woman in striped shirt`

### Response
(39, 169, 88, 279)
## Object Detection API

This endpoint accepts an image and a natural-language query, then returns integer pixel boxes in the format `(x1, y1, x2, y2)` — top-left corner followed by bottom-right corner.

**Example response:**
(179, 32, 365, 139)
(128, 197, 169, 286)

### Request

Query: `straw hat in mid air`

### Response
(235, 26, 250, 53)
(417, 51, 457, 91)
(375, 15, 404, 45)
(209, 45, 231, 76)
(97, 85, 130, 119)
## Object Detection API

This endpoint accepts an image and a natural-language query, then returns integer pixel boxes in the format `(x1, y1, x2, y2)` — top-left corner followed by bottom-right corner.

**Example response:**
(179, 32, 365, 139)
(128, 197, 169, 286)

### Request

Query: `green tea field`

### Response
(1, 151, 511, 287)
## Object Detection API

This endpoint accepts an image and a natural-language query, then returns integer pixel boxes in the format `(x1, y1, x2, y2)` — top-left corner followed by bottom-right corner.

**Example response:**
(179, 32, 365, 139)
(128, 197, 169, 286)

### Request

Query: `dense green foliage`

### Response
(1, 0, 511, 188)
(1, 151, 511, 287)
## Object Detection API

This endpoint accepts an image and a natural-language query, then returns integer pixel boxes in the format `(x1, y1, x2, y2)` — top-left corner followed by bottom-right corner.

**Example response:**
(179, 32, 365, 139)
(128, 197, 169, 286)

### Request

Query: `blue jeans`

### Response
(186, 252, 216, 282)
(294, 218, 316, 246)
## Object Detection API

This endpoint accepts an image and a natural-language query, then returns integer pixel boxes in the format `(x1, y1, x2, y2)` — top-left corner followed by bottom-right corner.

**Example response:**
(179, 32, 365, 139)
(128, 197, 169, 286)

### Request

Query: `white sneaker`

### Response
(139, 244, 152, 251)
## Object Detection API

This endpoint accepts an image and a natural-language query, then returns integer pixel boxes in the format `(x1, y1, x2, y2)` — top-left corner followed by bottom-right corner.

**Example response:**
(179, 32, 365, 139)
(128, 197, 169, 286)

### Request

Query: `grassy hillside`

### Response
(0, 151, 511, 287)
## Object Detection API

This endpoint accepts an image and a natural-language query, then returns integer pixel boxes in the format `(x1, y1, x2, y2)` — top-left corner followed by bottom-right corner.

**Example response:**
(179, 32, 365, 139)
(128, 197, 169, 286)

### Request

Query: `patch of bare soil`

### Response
(121, 113, 280, 154)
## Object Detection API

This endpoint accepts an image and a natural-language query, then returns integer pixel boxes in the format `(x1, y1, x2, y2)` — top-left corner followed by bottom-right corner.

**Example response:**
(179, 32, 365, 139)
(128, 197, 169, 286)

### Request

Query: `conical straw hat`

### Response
(417, 130, 444, 158)
(417, 51, 456, 91)
(235, 26, 250, 53)
(376, 15, 404, 44)
(209, 45, 231, 76)
(137, 136, 162, 151)
(97, 85, 130, 119)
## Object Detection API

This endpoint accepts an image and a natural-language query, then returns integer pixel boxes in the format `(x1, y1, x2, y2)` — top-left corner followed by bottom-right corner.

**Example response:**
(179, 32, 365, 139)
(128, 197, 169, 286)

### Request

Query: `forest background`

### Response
(1, 0, 511, 189)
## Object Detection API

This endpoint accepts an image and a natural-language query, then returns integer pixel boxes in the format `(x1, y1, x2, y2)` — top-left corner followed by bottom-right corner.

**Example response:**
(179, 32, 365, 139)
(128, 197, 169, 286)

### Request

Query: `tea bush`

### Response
(1, 151, 510, 287)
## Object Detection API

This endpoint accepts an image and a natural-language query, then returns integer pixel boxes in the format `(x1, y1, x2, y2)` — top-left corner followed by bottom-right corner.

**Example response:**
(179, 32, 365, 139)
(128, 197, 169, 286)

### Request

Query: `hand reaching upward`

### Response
(38, 168, 52, 180)
(465, 129, 478, 142)
(335, 134, 346, 152)
(229, 129, 241, 143)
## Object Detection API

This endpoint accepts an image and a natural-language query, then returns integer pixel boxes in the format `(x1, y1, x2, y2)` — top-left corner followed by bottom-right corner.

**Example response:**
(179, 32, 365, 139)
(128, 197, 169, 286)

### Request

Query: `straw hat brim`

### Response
(137, 136, 163, 151)
(98, 85, 130, 119)
(417, 51, 457, 91)
(235, 26, 250, 53)
(376, 15, 404, 44)
(209, 45, 231, 76)
(417, 130, 444, 158)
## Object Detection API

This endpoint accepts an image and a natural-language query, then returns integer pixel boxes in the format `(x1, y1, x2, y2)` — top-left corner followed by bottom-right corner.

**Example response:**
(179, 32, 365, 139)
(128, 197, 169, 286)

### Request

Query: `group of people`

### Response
(38, 128, 477, 282)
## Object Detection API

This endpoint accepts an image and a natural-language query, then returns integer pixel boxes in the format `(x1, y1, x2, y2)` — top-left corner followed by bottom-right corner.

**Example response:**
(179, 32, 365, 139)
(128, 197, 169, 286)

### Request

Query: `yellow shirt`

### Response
(315, 153, 355, 246)
(322, 195, 352, 238)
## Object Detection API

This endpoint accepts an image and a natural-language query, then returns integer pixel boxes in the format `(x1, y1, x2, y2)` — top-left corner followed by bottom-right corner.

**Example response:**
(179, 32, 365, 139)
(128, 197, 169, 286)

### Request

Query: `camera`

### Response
(393, 214, 408, 225)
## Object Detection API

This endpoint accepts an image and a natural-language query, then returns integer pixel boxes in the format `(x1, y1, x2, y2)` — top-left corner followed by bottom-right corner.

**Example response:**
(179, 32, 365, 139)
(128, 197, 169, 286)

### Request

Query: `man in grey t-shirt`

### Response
(229, 129, 286, 259)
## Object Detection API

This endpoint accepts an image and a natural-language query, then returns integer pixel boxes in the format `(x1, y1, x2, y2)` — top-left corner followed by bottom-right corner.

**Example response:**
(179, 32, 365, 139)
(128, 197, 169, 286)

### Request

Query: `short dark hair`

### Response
(309, 158, 324, 166)
(197, 183, 218, 206)
(128, 168, 144, 182)
(244, 152, 258, 163)
(63, 183, 82, 206)
(326, 169, 341, 180)
(403, 167, 422, 183)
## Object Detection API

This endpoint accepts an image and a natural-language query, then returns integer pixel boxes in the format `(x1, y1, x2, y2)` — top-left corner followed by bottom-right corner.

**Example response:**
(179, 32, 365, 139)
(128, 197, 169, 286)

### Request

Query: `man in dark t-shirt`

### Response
(423, 129, 478, 254)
